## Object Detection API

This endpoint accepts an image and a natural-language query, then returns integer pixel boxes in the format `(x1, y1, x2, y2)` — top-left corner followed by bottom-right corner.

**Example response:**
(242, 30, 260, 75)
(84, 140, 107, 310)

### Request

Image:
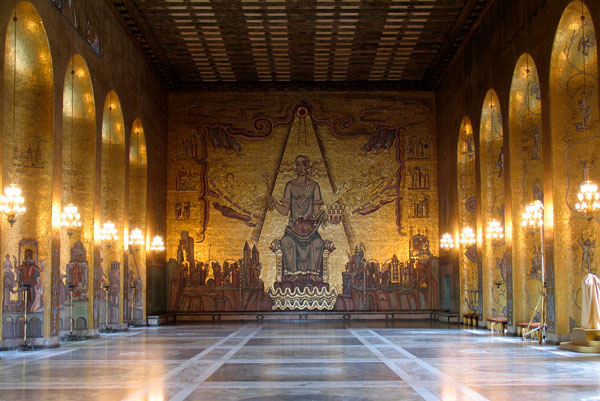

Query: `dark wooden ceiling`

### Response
(111, 0, 493, 90)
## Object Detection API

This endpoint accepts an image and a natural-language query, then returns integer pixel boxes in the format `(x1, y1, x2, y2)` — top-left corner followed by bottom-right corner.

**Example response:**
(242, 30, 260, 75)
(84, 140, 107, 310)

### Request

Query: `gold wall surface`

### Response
(479, 90, 508, 320)
(457, 117, 479, 317)
(509, 54, 544, 327)
(61, 54, 95, 330)
(128, 119, 147, 320)
(100, 90, 125, 324)
(168, 92, 439, 307)
(550, 1, 599, 334)
(0, 0, 167, 344)
(2, 1, 53, 338)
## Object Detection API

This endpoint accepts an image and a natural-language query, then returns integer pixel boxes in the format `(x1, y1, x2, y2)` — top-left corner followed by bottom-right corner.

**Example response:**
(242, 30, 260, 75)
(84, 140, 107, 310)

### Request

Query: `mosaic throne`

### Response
(268, 239, 337, 310)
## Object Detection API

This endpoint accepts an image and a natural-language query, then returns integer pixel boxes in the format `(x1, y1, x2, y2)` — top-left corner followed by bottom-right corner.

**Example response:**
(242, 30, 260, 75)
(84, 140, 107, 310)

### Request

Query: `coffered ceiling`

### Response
(111, 0, 493, 90)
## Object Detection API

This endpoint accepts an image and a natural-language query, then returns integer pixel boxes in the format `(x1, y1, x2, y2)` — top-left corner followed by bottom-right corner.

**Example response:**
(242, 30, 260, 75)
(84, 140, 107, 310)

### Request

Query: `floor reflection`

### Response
(0, 321, 599, 400)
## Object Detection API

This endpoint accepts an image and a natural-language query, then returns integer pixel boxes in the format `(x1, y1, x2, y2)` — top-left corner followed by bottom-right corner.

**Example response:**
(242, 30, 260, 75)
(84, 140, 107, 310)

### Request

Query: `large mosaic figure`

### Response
(269, 155, 325, 278)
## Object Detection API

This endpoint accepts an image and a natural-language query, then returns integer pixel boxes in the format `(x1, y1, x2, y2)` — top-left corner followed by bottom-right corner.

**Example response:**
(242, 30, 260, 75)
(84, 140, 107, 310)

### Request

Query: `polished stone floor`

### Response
(1, 321, 600, 400)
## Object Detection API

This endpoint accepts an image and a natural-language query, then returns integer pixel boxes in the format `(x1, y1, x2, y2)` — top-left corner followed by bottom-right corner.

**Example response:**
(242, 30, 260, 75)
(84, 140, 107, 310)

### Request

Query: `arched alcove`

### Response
(479, 89, 507, 322)
(2, 1, 53, 338)
(550, 1, 599, 334)
(128, 119, 147, 321)
(100, 90, 125, 325)
(508, 54, 544, 328)
(61, 54, 95, 329)
(457, 116, 479, 317)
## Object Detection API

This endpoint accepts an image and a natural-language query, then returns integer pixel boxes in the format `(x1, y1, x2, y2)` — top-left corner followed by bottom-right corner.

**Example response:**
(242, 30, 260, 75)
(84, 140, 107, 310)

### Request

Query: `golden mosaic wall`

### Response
(550, 1, 599, 334)
(1, 1, 53, 337)
(0, 0, 164, 343)
(508, 54, 544, 327)
(167, 92, 439, 302)
(128, 120, 147, 319)
(457, 117, 479, 317)
(100, 91, 125, 324)
(60, 54, 96, 328)
(479, 90, 508, 320)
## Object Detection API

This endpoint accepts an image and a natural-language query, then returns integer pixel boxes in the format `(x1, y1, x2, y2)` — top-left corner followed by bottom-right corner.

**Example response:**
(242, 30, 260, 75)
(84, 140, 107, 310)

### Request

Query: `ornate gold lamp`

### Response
(459, 227, 476, 246)
(129, 227, 145, 251)
(0, 184, 25, 226)
(522, 200, 543, 227)
(440, 233, 455, 250)
(60, 203, 82, 236)
(100, 221, 118, 247)
(485, 219, 504, 241)
(150, 235, 165, 252)
(575, 180, 600, 217)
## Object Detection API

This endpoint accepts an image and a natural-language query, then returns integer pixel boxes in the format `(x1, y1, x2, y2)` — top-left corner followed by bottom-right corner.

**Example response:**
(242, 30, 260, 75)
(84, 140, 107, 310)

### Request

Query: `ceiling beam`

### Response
(114, 0, 181, 87)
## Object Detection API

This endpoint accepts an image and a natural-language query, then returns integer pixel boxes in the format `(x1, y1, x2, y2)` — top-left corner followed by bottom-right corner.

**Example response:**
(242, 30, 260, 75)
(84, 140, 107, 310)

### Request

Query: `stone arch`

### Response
(100, 90, 125, 325)
(2, 1, 53, 339)
(61, 54, 95, 328)
(75, 316, 87, 330)
(2, 317, 14, 339)
(549, 1, 599, 333)
(127, 119, 147, 321)
(509, 53, 544, 328)
(457, 116, 479, 317)
(479, 89, 508, 321)
(28, 316, 42, 338)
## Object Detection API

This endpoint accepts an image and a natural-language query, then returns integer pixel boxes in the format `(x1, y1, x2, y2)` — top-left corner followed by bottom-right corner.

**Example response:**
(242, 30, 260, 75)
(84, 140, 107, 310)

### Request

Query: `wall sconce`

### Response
(99, 221, 118, 247)
(459, 227, 476, 246)
(129, 227, 144, 251)
(576, 180, 600, 218)
(150, 235, 165, 252)
(440, 233, 455, 250)
(60, 203, 82, 236)
(485, 219, 504, 241)
(0, 184, 26, 226)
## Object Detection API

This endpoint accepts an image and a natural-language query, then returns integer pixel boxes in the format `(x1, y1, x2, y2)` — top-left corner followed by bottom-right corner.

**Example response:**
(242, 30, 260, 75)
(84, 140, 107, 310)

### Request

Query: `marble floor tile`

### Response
(468, 384, 600, 401)
(0, 360, 181, 384)
(245, 337, 363, 346)
(43, 347, 206, 361)
(186, 385, 422, 401)
(0, 389, 136, 401)
(205, 362, 401, 382)
(229, 345, 376, 360)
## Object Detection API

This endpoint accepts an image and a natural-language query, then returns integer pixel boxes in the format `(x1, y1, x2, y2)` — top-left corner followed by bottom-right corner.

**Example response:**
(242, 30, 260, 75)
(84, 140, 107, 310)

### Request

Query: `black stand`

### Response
(99, 284, 114, 334)
(18, 283, 35, 351)
(127, 284, 136, 328)
(62, 284, 81, 341)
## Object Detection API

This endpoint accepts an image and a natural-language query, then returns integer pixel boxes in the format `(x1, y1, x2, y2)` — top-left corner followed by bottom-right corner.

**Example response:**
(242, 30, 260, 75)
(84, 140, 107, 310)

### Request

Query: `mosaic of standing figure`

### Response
(550, 1, 600, 334)
(93, 258, 106, 329)
(2, 241, 45, 339)
(60, 241, 89, 331)
(107, 262, 120, 324)
(167, 94, 439, 312)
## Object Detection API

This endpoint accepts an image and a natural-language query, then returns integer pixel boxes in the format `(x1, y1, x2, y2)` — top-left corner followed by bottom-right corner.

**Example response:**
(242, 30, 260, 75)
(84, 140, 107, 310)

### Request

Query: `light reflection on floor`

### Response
(0, 320, 599, 400)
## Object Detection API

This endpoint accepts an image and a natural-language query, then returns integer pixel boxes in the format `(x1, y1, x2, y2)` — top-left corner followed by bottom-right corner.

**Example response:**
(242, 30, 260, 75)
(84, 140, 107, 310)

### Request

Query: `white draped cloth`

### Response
(582, 273, 600, 329)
